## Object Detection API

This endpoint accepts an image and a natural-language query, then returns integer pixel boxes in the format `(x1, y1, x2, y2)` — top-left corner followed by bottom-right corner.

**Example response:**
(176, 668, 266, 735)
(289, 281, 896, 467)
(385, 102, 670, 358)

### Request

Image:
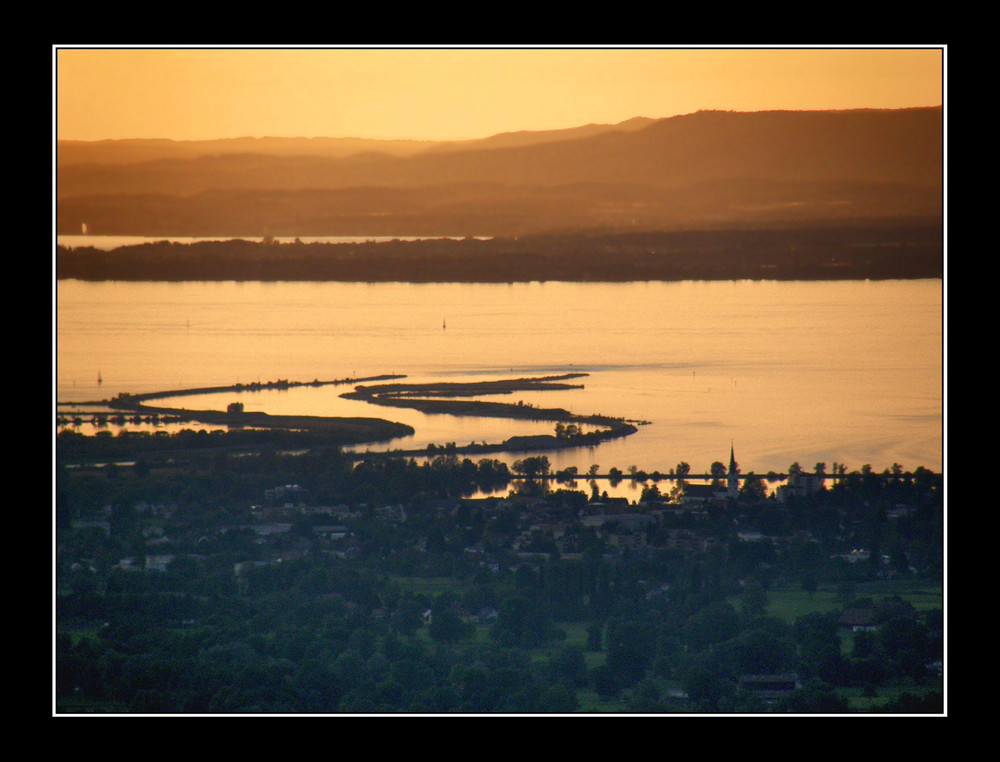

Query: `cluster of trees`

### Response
(56, 224, 943, 283)
(57, 561, 581, 713)
(56, 530, 942, 713)
(55, 426, 397, 463)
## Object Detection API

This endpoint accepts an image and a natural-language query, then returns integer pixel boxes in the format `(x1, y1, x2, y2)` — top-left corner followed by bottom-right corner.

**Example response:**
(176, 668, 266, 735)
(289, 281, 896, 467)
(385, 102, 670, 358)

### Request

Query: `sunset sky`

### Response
(55, 46, 944, 143)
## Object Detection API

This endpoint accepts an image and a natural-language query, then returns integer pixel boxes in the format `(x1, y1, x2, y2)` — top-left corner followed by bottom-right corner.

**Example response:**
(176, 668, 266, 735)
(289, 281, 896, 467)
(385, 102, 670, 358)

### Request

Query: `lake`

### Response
(55, 277, 943, 478)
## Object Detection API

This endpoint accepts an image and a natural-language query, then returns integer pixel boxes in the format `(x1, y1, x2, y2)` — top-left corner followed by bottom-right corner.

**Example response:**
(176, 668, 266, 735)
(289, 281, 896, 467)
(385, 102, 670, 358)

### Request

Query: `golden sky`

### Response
(55, 46, 944, 142)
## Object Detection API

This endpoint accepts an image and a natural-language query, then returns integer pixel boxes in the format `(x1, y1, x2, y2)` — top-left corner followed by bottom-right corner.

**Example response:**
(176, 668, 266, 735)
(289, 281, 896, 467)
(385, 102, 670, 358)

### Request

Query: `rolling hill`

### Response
(56, 107, 943, 238)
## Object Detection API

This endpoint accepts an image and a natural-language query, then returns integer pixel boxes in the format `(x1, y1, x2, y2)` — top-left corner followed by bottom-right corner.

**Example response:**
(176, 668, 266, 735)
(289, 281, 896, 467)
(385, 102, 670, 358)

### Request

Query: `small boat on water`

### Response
(97, 370, 102, 385)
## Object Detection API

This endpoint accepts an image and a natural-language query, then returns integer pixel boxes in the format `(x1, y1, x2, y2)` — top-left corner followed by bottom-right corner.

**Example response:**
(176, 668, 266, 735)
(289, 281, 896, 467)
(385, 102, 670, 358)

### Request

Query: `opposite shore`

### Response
(55, 223, 943, 283)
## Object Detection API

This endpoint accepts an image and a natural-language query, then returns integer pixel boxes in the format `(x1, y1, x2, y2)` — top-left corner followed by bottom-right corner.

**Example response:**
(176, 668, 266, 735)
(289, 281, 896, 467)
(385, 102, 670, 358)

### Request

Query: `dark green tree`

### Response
(548, 645, 589, 688)
(586, 621, 603, 651)
(710, 461, 727, 487)
(605, 618, 656, 688)
(429, 608, 469, 646)
(740, 581, 769, 620)
(739, 472, 768, 502)
(492, 595, 554, 649)
(591, 664, 620, 699)
(675, 461, 691, 485)
(683, 601, 741, 652)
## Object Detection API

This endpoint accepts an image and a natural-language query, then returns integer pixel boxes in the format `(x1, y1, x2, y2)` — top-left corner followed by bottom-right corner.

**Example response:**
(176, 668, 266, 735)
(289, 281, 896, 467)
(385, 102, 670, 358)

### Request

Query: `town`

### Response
(55, 428, 944, 714)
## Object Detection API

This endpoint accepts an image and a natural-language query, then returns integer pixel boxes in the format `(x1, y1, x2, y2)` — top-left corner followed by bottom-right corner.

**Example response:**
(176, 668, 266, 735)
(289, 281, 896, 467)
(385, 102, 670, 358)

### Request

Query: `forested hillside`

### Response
(56, 108, 943, 238)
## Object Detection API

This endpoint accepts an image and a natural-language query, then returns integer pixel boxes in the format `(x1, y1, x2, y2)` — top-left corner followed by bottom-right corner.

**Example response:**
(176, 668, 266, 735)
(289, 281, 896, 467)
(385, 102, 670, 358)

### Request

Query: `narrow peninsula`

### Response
(63, 372, 640, 460)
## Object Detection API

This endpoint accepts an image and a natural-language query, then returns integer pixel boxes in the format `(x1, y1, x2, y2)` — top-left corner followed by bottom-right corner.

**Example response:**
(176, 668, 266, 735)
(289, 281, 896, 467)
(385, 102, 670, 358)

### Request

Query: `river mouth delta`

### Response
(57, 372, 641, 461)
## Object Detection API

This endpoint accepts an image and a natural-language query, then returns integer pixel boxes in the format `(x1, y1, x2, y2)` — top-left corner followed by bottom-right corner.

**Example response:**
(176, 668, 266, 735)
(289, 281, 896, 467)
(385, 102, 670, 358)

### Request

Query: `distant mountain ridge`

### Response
(56, 118, 655, 167)
(56, 135, 439, 166)
(56, 107, 942, 237)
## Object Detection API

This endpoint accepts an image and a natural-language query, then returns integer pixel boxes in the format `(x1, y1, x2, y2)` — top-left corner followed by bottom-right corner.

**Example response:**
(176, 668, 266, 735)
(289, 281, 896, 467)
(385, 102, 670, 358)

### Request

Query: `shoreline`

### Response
(55, 223, 944, 283)
(65, 372, 640, 458)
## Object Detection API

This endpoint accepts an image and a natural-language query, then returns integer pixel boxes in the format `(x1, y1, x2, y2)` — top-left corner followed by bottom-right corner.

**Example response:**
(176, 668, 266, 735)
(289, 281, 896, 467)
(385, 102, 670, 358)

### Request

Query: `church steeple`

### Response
(727, 442, 739, 499)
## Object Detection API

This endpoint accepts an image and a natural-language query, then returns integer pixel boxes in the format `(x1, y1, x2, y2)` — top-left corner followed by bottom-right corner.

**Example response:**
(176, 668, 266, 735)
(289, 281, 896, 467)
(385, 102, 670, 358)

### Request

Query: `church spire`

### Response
(727, 442, 738, 499)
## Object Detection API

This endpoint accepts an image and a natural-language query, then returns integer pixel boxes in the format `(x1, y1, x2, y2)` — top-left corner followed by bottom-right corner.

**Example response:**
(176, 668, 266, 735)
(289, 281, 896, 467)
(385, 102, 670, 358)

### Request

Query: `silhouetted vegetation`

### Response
(57, 223, 942, 282)
(58, 373, 640, 467)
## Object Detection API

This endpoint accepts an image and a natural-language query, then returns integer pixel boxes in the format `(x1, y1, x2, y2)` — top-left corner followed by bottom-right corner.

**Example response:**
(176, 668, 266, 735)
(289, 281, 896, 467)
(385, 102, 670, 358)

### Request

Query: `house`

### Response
(681, 444, 741, 504)
(313, 525, 349, 540)
(251, 523, 293, 537)
(680, 483, 724, 505)
(375, 504, 407, 524)
(71, 520, 110, 536)
(300, 504, 358, 519)
(581, 512, 656, 531)
(839, 607, 878, 631)
(776, 471, 824, 503)
(463, 544, 486, 559)
(657, 528, 701, 553)
(234, 560, 272, 577)
(606, 529, 646, 552)
(838, 548, 871, 564)
(265, 484, 306, 506)
(476, 607, 498, 625)
(738, 673, 800, 701)
(145, 554, 174, 572)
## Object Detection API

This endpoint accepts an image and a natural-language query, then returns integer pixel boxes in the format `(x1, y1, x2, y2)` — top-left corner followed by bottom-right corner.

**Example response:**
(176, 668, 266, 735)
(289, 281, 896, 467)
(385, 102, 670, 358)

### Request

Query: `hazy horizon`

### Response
(54, 46, 945, 143)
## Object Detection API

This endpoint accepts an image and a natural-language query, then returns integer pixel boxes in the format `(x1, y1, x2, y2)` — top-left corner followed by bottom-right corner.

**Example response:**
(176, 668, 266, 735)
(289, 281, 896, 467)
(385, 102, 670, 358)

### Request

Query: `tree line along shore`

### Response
(55, 222, 943, 282)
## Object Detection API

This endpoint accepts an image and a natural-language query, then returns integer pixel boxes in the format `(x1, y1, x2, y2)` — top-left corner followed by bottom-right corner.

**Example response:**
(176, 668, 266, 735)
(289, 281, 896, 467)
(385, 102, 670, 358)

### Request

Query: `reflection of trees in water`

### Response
(512, 456, 550, 496)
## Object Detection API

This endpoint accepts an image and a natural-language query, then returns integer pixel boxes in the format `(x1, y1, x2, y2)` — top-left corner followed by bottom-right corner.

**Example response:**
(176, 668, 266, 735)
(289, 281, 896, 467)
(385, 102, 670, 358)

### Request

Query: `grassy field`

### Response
(394, 575, 944, 623)
(736, 580, 943, 625)
(844, 680, 945, 712)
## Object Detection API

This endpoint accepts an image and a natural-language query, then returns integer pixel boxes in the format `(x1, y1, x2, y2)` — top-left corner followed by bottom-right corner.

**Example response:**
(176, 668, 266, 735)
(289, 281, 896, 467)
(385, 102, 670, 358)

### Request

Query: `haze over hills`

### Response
(56, 107, 942, 238)
(55, 135, 440, 167)
(55, 117, 659, 167)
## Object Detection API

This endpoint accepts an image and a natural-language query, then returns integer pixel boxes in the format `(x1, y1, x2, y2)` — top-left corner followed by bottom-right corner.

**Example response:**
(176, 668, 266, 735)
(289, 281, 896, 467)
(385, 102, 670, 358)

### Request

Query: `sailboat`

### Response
(97, 370, 102, 385)
(443, 318, 447, 330)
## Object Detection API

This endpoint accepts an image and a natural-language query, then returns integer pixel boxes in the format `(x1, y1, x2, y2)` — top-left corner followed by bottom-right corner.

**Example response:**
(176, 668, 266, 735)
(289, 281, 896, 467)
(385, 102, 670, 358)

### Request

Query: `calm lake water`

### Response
(55, 278, 943, 478)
